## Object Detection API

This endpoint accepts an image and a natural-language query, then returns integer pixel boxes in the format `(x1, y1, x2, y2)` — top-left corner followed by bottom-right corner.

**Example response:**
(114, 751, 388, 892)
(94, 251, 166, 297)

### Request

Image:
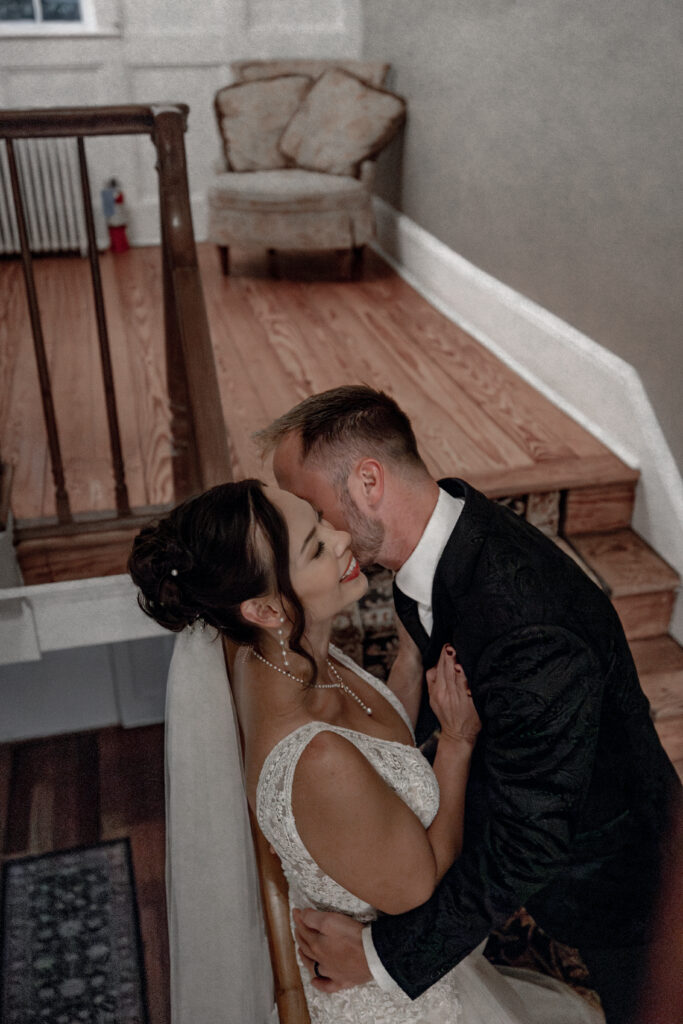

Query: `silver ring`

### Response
(314, 961, 322, 979)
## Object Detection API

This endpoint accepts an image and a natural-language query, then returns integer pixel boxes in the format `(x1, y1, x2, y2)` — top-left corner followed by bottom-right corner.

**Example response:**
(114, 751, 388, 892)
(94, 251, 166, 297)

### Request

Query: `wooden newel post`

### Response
(152, 105, 232, 500)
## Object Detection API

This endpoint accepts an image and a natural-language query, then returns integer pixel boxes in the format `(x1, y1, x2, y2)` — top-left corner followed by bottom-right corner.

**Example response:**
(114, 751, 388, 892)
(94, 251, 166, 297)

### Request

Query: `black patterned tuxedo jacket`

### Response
(372, 478, 680, 999)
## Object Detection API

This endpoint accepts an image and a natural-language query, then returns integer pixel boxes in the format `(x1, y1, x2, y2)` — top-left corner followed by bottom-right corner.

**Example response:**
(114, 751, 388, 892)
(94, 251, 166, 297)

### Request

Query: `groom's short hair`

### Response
(255, 385, 427, 476)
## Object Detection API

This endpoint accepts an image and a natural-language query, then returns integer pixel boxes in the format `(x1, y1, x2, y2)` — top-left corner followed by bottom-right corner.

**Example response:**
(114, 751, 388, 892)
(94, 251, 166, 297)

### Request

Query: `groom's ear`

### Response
(349, 458, 384, 509)
(240, 595, 282, 630)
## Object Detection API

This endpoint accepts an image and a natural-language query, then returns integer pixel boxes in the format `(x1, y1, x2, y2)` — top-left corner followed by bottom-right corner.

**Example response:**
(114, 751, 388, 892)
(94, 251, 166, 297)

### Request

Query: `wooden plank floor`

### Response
(0, 244, 636, 533)
(0, 725, 169, 1024)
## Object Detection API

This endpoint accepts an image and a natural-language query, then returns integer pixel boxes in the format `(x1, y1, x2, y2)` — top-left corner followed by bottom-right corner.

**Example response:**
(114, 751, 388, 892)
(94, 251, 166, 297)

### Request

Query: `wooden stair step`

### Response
(562, 481, 637, 535)
(630, 639, 683, 780)
(566, 529, 679, 640)
(472, 457, 638, 505)
(567, 529, 679, 597)
(631, 635, 683, 721)
(17, 526, 143, 585)
(612, 592, 677, 642)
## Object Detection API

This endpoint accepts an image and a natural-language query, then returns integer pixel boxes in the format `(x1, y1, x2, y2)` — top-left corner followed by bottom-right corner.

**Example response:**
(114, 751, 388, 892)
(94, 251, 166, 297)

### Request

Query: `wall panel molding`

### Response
(246, 0, 346, 32)
(124, 39, 228, 68)
(3, 62, 104, 72)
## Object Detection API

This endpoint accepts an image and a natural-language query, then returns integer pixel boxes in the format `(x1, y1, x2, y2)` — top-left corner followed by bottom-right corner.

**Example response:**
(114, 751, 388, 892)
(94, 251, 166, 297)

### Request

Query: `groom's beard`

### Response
(340, 489, 385, 568)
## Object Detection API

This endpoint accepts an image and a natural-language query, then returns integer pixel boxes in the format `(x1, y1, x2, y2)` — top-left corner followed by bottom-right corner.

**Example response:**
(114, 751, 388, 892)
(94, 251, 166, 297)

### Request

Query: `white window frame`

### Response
(0, 0, 99, 35)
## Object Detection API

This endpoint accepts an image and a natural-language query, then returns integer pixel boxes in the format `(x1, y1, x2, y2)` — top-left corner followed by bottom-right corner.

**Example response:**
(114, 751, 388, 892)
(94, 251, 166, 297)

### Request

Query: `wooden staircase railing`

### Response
(222, 639, 311, 1024)
(0, 104, 231, 566)
(0, 459, 23, 588)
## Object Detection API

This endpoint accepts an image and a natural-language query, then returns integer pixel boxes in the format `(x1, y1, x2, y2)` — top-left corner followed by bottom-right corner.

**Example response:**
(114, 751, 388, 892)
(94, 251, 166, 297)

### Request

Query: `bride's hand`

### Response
(427, 645, 481, 746)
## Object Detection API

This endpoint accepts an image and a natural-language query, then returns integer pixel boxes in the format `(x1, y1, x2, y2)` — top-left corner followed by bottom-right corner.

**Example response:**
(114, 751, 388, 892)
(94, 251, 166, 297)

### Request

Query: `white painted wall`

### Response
(0, 635, 174, 742)
(0, 0, 363, 244)
(0, 574, 174, 738)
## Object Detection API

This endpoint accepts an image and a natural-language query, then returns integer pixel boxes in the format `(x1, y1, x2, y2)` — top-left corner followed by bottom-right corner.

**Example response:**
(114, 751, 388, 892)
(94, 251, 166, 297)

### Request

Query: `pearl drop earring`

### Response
(277, 615, 289, 667)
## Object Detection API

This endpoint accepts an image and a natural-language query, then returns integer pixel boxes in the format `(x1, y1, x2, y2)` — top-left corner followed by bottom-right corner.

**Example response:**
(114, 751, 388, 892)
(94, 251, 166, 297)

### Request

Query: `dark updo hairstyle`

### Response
(128, 480, 316, 683)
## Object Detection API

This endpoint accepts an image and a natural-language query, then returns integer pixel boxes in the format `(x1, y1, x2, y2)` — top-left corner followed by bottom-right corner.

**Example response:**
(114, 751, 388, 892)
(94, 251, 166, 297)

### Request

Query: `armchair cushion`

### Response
(214, 74, 312, 172)
(207, 169, 375, 249)
(279, 68, 406, 176)
(209, 168, 369, 211)
(232, 58, 390, 88)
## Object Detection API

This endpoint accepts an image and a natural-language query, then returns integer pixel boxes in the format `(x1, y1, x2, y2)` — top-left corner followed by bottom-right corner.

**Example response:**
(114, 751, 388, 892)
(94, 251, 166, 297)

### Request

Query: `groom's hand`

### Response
(293, 908, 372, 992)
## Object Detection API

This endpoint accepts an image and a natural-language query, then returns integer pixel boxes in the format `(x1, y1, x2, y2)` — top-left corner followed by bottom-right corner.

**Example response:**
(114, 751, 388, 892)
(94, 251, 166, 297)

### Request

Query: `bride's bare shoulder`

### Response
(229, 644, 317, 802)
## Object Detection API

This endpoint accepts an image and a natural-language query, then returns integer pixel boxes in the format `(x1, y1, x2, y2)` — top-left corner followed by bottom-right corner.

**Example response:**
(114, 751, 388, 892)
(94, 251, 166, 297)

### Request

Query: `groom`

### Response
(257, 384, 681, 1024)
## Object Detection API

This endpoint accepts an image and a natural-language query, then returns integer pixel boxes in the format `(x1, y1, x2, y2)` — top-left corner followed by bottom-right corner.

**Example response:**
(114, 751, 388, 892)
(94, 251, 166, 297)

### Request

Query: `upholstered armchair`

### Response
(207, 59, 405, 278)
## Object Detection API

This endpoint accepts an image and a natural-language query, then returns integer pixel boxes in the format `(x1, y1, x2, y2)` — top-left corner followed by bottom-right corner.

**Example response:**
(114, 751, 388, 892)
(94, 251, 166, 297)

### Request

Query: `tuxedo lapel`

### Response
(392, 583, 430, 656)
(394, 480, 493, 666)
(426, 480, 492, 664)
(433, 480, 492, 597)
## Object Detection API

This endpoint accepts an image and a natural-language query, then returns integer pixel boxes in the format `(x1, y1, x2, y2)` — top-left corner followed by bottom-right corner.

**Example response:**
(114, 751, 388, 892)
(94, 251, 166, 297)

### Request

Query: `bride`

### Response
(129, 479, 602, 1024)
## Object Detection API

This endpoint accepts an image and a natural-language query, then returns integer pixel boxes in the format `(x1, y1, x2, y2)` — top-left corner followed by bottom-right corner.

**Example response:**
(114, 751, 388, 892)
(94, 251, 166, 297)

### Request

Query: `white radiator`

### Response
(0, 137, 88, 256)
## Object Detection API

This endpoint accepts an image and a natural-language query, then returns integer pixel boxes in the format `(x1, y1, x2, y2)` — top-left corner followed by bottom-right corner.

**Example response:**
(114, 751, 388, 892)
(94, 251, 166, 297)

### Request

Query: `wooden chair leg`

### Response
(334, 248, 350, 279)
(218, 245, 230, 275)
(267, 248, 280, 279)
(350, 244, 365, 281)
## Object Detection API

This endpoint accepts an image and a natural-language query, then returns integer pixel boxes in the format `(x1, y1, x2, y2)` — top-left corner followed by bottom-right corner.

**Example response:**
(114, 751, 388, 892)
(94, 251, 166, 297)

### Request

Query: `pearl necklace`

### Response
(250, 648, 373, 716)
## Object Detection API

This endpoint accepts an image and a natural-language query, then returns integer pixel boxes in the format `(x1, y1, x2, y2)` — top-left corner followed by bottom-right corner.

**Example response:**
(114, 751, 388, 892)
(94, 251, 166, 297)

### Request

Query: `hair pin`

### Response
(170, 568, 179, 577)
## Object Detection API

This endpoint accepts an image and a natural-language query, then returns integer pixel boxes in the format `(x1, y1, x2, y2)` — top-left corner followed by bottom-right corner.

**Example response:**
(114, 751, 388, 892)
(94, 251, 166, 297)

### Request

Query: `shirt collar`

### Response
(395, 487, 464, 608)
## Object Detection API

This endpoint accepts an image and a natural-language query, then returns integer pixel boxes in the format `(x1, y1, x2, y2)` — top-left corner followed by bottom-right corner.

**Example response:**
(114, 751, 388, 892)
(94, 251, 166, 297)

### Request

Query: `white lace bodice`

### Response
(257, 662, 438, 918)
(255, 646, 462, 1023)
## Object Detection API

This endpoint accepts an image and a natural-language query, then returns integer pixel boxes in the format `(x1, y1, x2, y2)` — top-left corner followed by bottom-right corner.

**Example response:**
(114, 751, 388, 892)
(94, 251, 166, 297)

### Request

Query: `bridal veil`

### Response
(165, 626, 276, 1023)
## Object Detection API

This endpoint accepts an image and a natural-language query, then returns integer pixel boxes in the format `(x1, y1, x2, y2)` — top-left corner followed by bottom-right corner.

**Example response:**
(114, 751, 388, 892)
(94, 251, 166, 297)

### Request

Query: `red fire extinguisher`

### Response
(101, 178, 130, 253)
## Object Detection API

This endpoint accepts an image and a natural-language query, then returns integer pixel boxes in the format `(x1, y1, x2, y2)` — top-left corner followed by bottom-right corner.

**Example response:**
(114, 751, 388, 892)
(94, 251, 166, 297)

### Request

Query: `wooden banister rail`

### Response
(0, 103, 231, 553)
(153, 106, 234, 496)
(251, 812, 312, 1024)
(223, 639, 311, 1024)
(0, 105, 166, 138)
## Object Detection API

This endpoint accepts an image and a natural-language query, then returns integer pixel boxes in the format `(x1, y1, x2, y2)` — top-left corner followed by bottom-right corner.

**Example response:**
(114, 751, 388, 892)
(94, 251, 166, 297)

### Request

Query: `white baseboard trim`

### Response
(372, 197, 683, 641)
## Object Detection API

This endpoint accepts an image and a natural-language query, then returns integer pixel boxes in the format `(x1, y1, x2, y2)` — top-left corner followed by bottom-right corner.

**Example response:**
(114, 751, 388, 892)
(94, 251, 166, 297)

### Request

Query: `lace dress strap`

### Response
(255, 720, 349, 847)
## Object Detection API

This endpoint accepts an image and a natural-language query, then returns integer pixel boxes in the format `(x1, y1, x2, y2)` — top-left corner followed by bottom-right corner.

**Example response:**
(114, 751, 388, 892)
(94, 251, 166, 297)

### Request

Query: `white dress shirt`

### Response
(364, 486, 464, 993)
(395, 486, 465, 635)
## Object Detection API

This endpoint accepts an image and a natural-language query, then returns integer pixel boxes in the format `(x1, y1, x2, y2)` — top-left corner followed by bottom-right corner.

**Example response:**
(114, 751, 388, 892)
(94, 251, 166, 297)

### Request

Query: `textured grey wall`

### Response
(364, 1, 682, 472)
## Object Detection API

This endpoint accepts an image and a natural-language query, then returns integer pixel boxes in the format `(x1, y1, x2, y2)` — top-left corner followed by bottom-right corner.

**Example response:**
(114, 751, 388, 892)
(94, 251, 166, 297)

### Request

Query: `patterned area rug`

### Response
(332, 565, 600, 1011)
(1, 839, 149, 1024)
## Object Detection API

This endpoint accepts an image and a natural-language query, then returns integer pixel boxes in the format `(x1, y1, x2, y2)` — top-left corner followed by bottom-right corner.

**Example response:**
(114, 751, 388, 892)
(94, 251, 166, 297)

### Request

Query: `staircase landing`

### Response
(1, 246, 635, 532)
(1, 245, 679, 773)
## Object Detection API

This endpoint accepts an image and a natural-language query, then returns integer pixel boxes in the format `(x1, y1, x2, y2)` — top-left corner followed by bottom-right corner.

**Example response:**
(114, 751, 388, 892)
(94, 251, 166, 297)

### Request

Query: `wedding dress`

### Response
(256, 645, 604, 1024)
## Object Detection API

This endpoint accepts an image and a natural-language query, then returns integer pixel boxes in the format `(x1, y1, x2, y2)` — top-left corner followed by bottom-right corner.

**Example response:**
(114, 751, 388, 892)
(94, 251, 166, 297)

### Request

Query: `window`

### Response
(0, 0, 97, 33)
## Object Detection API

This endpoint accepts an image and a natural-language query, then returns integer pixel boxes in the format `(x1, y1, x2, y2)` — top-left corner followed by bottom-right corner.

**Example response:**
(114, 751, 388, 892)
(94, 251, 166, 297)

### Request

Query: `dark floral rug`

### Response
(332, 565, 600, 1011)
(1, 839, 148, 1024)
